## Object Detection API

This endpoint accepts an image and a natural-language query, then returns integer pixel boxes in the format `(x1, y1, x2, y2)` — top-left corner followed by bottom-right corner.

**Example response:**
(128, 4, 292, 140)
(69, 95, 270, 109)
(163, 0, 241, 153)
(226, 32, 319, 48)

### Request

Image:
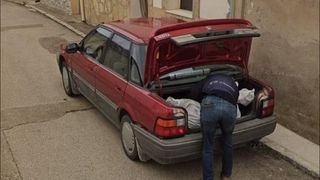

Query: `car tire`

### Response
(61, 61, 76, 96)
(121, 115, 139, 161)
(248, 139, 262, 149)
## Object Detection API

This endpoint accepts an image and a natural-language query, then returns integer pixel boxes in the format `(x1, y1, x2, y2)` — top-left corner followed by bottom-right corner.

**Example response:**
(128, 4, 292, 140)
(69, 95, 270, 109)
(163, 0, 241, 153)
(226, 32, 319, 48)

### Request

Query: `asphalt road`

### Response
(0, 1, 317, 180)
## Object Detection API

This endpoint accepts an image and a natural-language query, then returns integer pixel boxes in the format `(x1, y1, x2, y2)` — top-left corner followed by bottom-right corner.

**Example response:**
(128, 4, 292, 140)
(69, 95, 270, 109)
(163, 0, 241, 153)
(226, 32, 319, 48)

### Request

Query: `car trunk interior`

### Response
(149, 72, 263, 131)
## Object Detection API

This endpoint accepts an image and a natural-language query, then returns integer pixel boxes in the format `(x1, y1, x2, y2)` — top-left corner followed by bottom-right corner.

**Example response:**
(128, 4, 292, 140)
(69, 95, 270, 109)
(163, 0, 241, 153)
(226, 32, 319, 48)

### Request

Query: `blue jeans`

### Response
(201, 96, 237, 180)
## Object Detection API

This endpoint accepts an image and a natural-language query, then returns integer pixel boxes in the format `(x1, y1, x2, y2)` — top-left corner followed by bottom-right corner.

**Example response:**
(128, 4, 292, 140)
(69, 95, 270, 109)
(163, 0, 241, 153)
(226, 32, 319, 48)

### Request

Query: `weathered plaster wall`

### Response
(130, 0, 142, 18)
(84, 0, 130, 25)
(40, 0, 72, 14)
(199, 0, 230, 19)
(242, 0, 319, 144)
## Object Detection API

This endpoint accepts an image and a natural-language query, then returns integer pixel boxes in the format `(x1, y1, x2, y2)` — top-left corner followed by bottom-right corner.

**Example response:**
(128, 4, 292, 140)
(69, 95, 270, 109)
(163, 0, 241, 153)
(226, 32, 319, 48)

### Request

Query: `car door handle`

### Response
(115, 86, 122, 92)
(90, 66, 98, 72)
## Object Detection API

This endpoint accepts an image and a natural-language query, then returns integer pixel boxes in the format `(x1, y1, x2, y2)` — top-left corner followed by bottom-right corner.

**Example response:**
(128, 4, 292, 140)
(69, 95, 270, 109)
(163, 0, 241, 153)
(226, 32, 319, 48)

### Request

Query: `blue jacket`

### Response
(189, 74, 239, 105)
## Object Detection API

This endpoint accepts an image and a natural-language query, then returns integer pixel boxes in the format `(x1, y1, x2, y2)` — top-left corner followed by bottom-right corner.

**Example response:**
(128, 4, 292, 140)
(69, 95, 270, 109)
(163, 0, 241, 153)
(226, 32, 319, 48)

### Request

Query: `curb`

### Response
(261, 124, 320, 178)
(261, 138, 320, 178)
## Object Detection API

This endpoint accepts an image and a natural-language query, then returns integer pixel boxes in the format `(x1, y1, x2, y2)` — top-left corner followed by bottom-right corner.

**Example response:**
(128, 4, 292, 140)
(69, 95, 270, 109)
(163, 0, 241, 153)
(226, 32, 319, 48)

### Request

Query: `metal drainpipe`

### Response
(80, 0, 85, 22)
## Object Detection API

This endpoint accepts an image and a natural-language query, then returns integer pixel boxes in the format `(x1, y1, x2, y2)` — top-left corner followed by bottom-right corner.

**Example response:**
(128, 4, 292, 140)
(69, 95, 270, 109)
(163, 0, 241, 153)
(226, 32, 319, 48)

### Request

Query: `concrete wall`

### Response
(40, 0, 72, 14)
(199, 0, 230, 19)
(241, 0, 319, 144)
(83, 0, 130, 25)
(130, 0, 142, 18)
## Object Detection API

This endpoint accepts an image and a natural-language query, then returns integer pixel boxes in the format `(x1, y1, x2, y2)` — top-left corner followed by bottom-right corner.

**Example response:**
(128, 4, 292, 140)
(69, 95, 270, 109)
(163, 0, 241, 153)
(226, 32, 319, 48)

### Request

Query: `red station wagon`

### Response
(57, 18, 276, 164)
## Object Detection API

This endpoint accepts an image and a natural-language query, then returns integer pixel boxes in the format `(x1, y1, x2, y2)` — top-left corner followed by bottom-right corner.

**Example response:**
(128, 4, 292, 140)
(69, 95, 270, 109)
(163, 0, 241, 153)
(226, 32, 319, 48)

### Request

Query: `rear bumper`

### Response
(133, 116, 276, 164)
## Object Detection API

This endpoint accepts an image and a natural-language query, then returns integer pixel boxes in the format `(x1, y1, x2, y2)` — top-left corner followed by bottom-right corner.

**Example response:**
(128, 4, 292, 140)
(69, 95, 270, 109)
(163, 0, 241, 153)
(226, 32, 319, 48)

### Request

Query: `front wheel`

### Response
(61, 61, 78, 96)
(121, 115, 139, 161)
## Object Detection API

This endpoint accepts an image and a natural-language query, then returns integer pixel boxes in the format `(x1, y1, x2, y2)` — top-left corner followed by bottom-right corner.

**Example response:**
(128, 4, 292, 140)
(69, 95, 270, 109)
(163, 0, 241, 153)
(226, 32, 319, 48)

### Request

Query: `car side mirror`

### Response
(66, 43, 79, 54)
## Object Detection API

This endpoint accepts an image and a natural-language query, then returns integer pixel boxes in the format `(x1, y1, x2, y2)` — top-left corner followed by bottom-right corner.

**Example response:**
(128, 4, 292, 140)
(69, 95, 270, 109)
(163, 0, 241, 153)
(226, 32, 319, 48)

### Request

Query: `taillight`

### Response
(257, 88, 275, 118)
(260, 98, 274, 117)
(154, 108, 187, 138)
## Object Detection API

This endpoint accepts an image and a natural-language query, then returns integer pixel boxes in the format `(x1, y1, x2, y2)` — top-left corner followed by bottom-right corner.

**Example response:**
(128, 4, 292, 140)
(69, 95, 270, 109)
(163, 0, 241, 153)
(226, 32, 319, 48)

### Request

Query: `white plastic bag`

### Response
(166, 97, 201, 129)
(236, 105, 241, 118)
(238, 88, 255, 106)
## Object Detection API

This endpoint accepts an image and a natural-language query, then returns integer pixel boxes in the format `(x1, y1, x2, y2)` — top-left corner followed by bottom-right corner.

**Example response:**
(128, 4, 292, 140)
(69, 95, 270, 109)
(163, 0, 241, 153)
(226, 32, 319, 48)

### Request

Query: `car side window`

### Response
(82, 27, 112, 60)
(100, 34, 131, 78)
(130, 59, 142, 86)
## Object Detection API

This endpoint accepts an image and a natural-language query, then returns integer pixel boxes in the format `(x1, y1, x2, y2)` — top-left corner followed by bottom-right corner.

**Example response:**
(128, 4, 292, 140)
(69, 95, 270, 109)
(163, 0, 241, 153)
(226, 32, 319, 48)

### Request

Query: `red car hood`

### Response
(144, 19, 260, 84)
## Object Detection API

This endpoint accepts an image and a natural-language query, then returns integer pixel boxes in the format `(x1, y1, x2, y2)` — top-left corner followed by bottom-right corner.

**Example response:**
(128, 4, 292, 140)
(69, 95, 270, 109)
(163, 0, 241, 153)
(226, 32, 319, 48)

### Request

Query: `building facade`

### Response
(148, 0, 235, 21)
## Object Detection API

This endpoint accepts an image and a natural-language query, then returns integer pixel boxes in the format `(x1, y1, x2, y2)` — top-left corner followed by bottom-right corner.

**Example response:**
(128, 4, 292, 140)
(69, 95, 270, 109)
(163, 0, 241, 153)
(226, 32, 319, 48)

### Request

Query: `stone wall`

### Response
(83, 0, 130, 25)
(242, 0, 319, 144)
(40, 0, 72, 15)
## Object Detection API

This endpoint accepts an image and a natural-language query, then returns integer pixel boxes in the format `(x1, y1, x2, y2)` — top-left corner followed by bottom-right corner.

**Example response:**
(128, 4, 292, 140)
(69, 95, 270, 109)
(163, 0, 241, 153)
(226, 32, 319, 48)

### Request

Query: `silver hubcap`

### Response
(62, 66, 70, 92)
(122, 122, 135, 155)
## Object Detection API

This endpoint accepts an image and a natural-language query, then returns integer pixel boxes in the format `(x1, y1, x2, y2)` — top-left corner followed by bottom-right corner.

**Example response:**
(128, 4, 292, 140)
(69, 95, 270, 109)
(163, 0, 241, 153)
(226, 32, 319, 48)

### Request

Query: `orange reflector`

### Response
(157, 119, 177, 127)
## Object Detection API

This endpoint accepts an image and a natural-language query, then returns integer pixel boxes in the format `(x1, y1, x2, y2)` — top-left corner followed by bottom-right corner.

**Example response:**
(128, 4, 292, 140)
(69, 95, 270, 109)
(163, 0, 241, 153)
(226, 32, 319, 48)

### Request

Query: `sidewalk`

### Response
(4, 0, 320, 178)
(261, 124, 319, 177)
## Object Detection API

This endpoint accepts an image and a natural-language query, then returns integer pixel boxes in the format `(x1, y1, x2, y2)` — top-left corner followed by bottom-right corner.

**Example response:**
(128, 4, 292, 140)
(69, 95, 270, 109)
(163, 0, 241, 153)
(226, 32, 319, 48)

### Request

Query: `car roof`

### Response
(102, 17, 185, 44)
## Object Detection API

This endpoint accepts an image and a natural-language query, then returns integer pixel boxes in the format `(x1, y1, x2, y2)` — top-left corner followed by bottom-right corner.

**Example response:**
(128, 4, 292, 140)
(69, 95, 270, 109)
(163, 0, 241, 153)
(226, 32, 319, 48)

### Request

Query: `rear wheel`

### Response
(121, 115, 139, 161)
